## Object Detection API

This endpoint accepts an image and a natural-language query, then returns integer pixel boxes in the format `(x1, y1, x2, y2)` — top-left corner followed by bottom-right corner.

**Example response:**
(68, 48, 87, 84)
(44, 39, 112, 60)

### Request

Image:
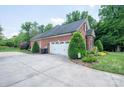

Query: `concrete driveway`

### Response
(0, 52, 124, 87)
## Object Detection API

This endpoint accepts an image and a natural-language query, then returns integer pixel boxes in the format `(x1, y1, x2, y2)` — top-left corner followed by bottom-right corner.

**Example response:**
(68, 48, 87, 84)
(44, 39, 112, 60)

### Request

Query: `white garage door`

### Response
(49, 41, 69, 56)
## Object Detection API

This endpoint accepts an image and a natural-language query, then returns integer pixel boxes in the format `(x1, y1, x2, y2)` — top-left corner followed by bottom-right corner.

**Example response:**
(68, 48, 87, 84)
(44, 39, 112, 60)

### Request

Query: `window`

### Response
(52, 42, 54, 44)
(60, 42, 64, 44)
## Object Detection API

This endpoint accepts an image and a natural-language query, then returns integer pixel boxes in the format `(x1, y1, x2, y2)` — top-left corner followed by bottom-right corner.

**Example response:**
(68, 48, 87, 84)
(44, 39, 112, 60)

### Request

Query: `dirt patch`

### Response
(71, 59, 98, 68)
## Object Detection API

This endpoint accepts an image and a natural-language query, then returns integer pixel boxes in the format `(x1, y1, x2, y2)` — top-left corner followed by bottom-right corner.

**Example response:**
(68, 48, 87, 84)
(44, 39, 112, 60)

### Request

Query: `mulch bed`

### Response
(71, 59, 98, 68)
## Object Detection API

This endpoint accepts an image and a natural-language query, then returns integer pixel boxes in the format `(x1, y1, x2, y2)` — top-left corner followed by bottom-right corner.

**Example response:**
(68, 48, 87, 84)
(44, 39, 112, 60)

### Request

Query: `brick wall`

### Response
(86, 36, 94, 50)
(40, 34, 72, 48)
(79, 23, 86, 40)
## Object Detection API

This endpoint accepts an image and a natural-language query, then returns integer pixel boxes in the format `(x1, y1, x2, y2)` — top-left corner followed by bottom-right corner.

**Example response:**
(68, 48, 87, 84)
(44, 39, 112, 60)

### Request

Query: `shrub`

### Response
(95, 40, 103, 52)
(0, 40, 6, 46)
(0, 40, 15, 47)
(81, 56, 97, 63)
(68, 32, 86, 59)
(103, 51, 109, 54)
(5, 40, 14, 47)
(31, 41, 39, 53)
(19, 42, 29, 50)
(81, 50, 87, 57)
(92, 46, 98, 54)
(88, 47, 98, 55)
(98, 52, 107, 56)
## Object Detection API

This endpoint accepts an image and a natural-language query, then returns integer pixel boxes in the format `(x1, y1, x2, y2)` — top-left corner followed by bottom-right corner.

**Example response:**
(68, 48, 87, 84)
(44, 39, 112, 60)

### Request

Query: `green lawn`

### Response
(92, 52, 124, 75)
(0, 47, 20, 52)
(0, 46, 32, 54)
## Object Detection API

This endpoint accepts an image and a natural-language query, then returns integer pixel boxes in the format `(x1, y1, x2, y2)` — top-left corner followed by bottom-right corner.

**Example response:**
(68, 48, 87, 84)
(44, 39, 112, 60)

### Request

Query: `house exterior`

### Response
(30, 19, 95, 56)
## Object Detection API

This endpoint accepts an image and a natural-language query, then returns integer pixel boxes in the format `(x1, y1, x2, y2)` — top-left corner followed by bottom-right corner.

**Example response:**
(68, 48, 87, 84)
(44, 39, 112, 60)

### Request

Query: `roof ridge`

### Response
(62, 19, 84, 26)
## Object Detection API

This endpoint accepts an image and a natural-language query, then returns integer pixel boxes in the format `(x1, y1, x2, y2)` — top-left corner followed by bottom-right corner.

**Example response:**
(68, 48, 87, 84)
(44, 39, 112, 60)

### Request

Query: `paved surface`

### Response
(0, 52, 124, 87)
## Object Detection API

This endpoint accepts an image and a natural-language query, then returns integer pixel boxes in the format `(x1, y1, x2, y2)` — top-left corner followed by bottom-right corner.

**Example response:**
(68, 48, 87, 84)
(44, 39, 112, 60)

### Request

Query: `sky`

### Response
(0, 5, 100, 38)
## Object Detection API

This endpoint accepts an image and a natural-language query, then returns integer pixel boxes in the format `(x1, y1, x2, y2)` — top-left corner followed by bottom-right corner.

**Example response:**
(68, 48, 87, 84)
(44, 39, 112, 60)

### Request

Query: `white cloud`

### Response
(89, 5, 95, 8)
(3, 26, 19, 38)
(3, 31, 19, 38)
(50, 18, 65, 25)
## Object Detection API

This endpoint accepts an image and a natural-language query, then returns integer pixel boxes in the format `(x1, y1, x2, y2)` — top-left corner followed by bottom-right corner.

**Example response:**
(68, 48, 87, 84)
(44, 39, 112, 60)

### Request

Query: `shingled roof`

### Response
(31, 19, 94, 41)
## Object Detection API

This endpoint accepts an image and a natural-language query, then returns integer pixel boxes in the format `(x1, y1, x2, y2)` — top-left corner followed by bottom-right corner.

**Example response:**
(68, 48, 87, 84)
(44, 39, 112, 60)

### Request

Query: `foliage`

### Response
(5, 39, 15, 47)
(21, 22, 32, 41)
(38, 25, 44, 33)
(92, 52, 124, 75)
(68, 32, 86, 59)
(82, 56, 97, 63)
(30, 22, 39, 38)
(98, 52, 107, 56)
(44, 23, 53, 32)
(2, 22, 54, 49)
(95, 5, 124, 51)
(65, 10, 97, 28)
(14, 32, 29, 47)
(0, 40, 6, 46)
(95, 40, 103, 52)
(90, 47, 98, 54)
(31, 42, 39, 53)
(82, 50, 88, 57)
(0, 39, 15, 47)
(38, 24, 53, 33)
(21, 22, 53, 39)
(0, 25, 4, 40)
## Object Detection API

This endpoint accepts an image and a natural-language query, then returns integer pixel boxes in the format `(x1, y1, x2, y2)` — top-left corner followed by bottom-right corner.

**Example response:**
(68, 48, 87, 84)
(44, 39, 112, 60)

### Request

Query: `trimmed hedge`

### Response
(32, 41, 39, 53)
(95, 40, 103, 52)
(68, 32, 86, 59)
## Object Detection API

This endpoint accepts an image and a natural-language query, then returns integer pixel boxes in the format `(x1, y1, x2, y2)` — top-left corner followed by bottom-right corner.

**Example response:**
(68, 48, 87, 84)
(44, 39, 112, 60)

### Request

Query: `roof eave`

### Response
(30, 32, 72, 41)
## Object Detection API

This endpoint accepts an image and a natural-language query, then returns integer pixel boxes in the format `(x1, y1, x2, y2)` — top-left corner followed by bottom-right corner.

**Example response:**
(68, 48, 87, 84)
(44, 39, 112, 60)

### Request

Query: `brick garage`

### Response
(30, 19, 95, 55)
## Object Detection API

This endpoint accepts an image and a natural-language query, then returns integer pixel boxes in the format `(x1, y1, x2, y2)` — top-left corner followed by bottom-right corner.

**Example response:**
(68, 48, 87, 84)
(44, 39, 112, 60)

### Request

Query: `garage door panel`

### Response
(50, 42, 69, 56)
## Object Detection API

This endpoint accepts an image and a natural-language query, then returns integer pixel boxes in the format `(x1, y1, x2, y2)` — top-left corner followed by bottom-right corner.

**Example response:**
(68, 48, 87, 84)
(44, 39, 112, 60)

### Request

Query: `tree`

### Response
(21, 22, 32, 41)
(95, 40, 103, 52)
(0, 25, 4, 40)
(68, 32, 86, 59)
(30, 22, 39, 37)
(80, 11, 88, 19)
(32, 41, 39, 53)
(44, 23, 53, 32)
(95, 5, 124, 51)
(14, 32, 28, 47)
(65, 10, 97, 29)
(38, 25, 44, 33)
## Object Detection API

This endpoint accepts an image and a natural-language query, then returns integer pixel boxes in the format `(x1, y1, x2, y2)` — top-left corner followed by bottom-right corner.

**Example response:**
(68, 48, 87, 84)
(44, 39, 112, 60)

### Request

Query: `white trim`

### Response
(32, 33, 72, 41)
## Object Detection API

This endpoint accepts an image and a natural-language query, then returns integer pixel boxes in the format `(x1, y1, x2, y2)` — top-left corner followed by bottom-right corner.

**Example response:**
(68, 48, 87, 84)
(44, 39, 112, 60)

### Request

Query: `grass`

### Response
(92, 52, 124, 75)
(0, 46, 32, 54)
(0, 47, 20, 52)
